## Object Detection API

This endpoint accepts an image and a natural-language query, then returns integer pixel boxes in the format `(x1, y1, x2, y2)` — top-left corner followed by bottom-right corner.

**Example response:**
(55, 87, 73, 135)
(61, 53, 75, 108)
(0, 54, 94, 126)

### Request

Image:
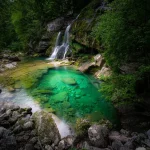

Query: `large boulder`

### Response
(79, 62, 95, 72)
(94, 65, 112, 78)
(58, 135, 75, 150)
(33, 111, 61, 146)
(88, 125, 109, 148)
(94, 54, 105, 67)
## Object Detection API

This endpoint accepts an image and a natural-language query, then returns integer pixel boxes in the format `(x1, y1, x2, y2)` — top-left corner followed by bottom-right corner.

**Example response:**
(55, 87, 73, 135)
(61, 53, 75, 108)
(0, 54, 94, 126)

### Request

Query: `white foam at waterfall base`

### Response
(0, 88, 41, 112)
(0, 88, 73, 138)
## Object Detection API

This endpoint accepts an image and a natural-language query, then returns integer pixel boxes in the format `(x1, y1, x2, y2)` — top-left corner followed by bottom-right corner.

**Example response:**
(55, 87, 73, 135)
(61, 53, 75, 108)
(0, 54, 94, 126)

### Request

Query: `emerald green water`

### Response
(29, 66, 118, 125)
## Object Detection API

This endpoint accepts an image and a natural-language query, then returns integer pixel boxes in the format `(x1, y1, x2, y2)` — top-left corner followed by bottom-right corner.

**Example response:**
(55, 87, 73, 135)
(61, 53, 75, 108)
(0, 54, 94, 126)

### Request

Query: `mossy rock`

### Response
(45, 33, 58, 56)
(75, 117, 91, 136)
(33, 111, 61, 145)
(70, 0, 102, 51)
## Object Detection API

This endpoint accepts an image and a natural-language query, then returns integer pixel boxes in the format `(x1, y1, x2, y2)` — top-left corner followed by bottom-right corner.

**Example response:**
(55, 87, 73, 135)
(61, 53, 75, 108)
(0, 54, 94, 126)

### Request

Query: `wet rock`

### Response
(47, 17, 64, 32)
(0, 89, 2, 93)
(136, 148, 146, 150)
(45, 145, 53, 150)
(120, 129, 130, 137)
(143, 139, 150, 147)
(58, 140, 65, 150)
(13, 125, 22, 134)
(88, 125, 109, 148)
(0, 120, 10, 128)
(12, 111, 20, 119)
(0, 127, 17, 150)
(119, 146, 130, 150)
(0, 107, 6, 114)
(8, 56, 20, 61)
(25, 144, 34, 150)
(58, 135, 74, 150)
(23, 121, 34, 130)
(147, 129, 150, 139)
(132, 133, 147, 146)
(112, 140, 123, 150)
(124, 140, 135, 150)
(34, 143, 41, 150)
(9, 117, 18, 125)
(5, 62, 17, 69)
(26, 107, 32, 113)
(30, 129, 37, 136)
(109, 131, 130, 143)
(29, 137, 38, 144)
(12, 105, 20, 111)
(6, 109, 12, 116)
(37, 41, 50, 52)
(0, 113, 9, 121)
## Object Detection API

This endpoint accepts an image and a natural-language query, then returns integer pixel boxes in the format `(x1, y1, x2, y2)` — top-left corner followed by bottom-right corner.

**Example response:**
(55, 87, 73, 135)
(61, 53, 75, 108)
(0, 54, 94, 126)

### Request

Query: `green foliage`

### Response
(100, 74, 137, 104)
(0, 0, 91, 52)
(0, 1, 17, 49)
(92, 0, 150, 103)
(93, 0, 150, 70)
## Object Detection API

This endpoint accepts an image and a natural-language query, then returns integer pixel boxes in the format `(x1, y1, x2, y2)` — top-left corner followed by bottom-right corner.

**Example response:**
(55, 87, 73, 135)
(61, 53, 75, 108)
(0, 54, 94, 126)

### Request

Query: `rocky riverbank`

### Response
(0, 101, 150, 150)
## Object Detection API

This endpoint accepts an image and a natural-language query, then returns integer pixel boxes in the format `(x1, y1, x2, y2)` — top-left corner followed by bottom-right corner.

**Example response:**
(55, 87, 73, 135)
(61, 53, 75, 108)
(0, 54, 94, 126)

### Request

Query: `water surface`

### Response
(29, 66, 118, 124)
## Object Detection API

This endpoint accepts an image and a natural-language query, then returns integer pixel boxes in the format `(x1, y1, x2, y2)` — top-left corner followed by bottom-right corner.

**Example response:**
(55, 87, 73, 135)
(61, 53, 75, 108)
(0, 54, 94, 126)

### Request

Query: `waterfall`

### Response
(47, 25, 71, 60)
(55, 32, 62, 47)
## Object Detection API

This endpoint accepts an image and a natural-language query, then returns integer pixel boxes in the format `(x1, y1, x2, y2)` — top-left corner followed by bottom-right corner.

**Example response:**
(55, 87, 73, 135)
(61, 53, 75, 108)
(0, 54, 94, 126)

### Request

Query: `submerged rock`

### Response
(62, 77, 77, 85)
(51, 91, 69, 102)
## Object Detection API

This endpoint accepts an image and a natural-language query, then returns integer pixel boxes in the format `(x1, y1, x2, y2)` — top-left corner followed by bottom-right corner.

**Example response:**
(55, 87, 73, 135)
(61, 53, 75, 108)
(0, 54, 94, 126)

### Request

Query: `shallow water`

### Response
(28, 66, 118, 125)
(0, 88, 72, 138)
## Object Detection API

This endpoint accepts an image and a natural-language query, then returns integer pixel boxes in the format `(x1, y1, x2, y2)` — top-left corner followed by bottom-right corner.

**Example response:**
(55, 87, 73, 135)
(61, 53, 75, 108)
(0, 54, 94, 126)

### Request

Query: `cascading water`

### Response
(47, 25, 71, 60)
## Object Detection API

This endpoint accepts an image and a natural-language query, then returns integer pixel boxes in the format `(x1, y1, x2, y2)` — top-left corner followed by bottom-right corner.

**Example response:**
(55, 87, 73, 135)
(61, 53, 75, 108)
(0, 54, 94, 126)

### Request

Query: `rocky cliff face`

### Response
(35, 16, 74, 56)
(70, 0, 108, 55)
